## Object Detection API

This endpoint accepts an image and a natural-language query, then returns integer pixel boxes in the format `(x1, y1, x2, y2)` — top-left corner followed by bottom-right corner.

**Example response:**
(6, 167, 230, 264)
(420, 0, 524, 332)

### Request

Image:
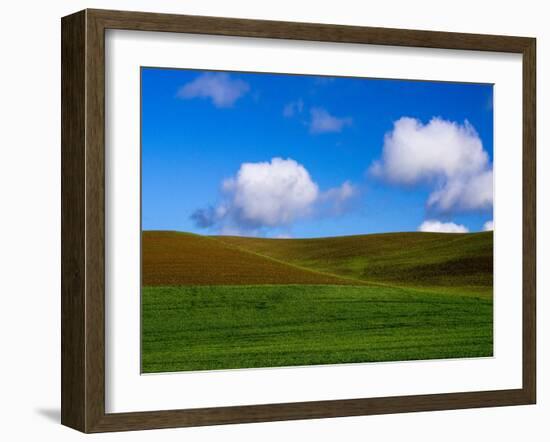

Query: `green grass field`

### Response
(142, 231, 493, 373)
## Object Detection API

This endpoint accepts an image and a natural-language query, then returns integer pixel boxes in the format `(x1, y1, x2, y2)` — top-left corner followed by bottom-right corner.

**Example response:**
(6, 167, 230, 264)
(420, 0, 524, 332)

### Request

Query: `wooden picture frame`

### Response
(61, 8, 536, 433)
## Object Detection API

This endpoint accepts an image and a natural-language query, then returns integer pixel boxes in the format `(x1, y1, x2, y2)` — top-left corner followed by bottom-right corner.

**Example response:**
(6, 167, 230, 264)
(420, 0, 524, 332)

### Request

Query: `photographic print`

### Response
(141, 68, 494, 374)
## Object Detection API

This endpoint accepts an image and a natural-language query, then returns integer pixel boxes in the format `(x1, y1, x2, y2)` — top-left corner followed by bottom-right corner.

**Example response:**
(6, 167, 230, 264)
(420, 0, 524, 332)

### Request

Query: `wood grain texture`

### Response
(90, 389, 531, 433)
(89, 8, 532, 52)
(522, 38, 537, 403)
(61, 10, 86, 432)
(84, 9, 107, 433)
(61, 8, 537, 433)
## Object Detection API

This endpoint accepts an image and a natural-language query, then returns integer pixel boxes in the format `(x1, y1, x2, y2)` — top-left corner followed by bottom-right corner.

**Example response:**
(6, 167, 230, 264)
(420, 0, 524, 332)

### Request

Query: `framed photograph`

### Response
(61, 9, 536, 433)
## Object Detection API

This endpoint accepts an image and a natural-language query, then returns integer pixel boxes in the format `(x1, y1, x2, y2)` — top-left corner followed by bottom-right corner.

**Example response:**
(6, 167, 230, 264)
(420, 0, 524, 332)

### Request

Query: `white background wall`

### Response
(0, 1, 546, 440)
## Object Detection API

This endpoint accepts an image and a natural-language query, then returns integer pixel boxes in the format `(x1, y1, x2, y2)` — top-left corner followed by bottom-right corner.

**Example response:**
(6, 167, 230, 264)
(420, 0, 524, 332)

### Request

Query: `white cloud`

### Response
(370, 117, 493, 213)
(371, 117, 488, 183)
(319, 180, 358, 214)
(323, 180, 356, 201)
(177, 73, 249, 108)
(222, 158, 319, 227)
(274, 233, 293, 239)
(483, 220, 494, 231)
(427, 169, 493, 212)
(418, 220, 469, 233)
(283, 99, 304, 118)
(192, 158, 357, 234)
(309, 107, 352, 134)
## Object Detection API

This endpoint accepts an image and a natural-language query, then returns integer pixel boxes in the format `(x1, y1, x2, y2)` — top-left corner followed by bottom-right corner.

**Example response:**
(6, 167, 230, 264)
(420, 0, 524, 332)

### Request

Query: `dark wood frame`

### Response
(61, 8, 536, 433)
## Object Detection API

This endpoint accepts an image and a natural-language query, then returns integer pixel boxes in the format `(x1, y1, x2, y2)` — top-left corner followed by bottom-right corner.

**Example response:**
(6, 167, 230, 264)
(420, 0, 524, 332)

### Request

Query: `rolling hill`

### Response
(142, 231, 363, 286)
(143, 230, 493, 290)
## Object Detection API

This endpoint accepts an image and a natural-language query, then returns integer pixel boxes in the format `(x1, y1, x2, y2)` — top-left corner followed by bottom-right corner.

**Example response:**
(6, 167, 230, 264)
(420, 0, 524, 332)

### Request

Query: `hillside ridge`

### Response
(143, 230, 492, 292)
(142, 231, 366, 286)
(212, 230, 493, 290)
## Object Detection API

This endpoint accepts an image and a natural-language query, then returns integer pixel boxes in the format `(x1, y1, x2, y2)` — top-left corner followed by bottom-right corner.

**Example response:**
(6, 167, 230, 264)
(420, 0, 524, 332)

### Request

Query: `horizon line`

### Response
(141, 229, 492, 240)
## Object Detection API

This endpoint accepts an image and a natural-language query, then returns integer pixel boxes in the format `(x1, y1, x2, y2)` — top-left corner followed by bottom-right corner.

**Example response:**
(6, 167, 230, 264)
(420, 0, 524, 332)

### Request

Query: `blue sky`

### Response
(142, 67, 493, 238)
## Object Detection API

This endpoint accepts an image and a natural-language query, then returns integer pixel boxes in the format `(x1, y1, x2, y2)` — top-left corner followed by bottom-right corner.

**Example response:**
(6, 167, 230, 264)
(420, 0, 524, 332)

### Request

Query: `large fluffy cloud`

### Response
(370, 117, 493, 213)
(177, 73, 249, 108)
(418, 220, 469, 233)
(222, 158, 319, 227)
(192, 158, 356, 234)
(309, 107, 352, 134)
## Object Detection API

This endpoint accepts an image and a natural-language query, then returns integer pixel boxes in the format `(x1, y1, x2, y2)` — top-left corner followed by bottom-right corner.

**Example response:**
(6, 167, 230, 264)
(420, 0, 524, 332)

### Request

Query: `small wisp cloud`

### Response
(283, 99, 304, 118)
(483, 220, 494, 231)
(418, 220, 469, 233)
(177, 73, 250, 108)
(309, 107, 352, 134)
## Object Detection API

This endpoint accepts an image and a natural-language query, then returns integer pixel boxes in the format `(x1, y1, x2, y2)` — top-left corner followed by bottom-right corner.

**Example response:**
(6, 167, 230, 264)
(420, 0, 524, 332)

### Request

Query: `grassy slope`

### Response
(214, 231, 493, 293)
(142, 285, 493, 372)
(143, 231, 365, 286)
(143, 231, 493, 290)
